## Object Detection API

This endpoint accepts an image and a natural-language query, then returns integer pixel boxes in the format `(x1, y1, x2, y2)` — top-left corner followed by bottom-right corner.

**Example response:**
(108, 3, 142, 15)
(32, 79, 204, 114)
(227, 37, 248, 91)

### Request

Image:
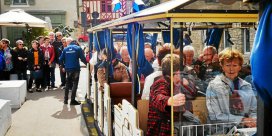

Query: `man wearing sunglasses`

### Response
(51, 32, 64, 88)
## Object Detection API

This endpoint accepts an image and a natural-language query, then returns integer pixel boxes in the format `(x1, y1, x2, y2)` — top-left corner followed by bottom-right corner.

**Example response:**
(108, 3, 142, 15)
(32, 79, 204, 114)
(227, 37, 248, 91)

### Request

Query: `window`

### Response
(107, 3, 112, 12)
(223, 30, 231, 48)
(13, 0, 27, 5)
(101, 1, 112, 12)
(243, 28, 251, 53)
(102, 1, 106, 12)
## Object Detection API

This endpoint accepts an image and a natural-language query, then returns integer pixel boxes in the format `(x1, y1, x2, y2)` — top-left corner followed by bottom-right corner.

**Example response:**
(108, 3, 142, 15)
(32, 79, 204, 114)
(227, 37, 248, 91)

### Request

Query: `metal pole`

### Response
(179, 23, 184, 71)
(170, 19, 174, 136)
(86, 63, 90, 99)
(131, 24, 137, 107)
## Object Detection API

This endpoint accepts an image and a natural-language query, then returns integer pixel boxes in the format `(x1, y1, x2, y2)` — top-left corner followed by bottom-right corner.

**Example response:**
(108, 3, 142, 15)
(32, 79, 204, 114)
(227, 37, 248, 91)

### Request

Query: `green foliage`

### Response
(22, 24, 49, 49)
(53, 24, 75, 37)
(22, 24, 74, 49)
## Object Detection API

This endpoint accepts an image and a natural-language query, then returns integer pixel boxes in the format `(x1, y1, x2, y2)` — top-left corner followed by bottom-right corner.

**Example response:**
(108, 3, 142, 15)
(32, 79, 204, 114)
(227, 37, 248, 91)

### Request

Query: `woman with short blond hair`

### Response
(206, 48, 257, 128)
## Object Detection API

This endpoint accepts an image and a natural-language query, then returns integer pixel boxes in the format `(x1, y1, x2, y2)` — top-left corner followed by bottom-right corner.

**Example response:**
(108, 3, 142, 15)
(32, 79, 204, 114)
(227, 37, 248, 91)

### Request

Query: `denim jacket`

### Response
(206, 74, 257, 123)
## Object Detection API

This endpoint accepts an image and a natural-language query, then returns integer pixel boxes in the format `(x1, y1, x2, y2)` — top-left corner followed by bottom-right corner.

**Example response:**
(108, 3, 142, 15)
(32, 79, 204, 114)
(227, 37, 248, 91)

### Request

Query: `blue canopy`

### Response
(93, 31, 105, 52)
(251, 3, 272, 108)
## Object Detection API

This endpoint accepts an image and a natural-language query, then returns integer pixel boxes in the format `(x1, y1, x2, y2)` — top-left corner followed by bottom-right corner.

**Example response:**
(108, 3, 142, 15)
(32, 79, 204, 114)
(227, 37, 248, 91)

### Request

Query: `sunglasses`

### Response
(57, 35, 62, 37)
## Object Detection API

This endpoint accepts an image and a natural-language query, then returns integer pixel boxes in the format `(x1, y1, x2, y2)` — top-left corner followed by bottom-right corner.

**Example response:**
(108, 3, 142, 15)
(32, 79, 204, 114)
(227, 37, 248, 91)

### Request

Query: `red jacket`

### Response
(40, 44, 55, 64)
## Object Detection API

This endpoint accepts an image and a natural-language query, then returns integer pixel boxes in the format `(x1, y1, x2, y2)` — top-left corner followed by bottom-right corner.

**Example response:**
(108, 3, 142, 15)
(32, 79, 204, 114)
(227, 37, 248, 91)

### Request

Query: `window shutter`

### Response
(4, 0, 11, 5)
(29, 0, 35, 5)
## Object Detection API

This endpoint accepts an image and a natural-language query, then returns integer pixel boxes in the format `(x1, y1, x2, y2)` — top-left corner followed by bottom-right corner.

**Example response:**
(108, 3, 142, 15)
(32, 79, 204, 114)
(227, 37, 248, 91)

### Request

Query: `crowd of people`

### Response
(0, 30, 258, 134)
(88, 41, 257, 136)
(0, 32, 87, 105)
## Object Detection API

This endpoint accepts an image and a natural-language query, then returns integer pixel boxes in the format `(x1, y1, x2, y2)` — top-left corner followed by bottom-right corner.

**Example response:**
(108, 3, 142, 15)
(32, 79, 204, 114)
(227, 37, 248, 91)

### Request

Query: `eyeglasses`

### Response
(57, 35, 62, 37)
(18, 44, 23, 45)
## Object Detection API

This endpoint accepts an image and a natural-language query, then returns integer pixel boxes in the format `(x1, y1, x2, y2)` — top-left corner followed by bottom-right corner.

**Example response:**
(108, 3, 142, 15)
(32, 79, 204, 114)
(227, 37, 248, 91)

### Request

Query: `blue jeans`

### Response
(65, 71, 80, 101)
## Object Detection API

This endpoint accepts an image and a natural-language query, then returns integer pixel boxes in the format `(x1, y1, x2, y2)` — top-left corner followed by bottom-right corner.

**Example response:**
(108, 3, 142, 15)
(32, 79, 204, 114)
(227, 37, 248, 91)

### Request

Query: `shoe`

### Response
(28, 90, 33, 93)
(64, 100, 68, 104)
(46, 86, 50, 91)
(51, 85, 57, 88)
(36, 89, 42, 92)
(60, 83, 65, 87)
(70, 100, 81, 105)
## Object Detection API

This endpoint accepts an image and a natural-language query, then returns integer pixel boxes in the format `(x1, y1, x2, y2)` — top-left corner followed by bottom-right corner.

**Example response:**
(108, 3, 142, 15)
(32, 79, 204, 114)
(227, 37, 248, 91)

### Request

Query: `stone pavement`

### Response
(5, 67, 89, 136)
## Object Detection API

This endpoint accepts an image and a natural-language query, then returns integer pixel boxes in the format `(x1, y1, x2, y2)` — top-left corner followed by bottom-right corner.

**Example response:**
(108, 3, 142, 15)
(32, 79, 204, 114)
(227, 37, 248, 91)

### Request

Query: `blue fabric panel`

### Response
(127, 22, 154, 93)
(206, 28, 223, 50)
(162, 29, 180, 48)
(151, 33, 158, 53)
(93, 31, 105, 52)
(251, 3, 272, 108)
(104, 29, 114, 77)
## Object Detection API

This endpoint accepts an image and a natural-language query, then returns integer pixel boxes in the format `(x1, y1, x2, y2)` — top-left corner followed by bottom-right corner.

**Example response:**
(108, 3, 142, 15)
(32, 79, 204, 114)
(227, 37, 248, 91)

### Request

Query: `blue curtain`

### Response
(104, 29, 115, 77)
(251, 3, 272, 108)
(205, 28, 223, 50)
(151, 33, 158, 53)
(127, 22, 154, 77)
(162, 29, 180, 48)
(93, 31, 105, 52)
(127, 22, 154, 93)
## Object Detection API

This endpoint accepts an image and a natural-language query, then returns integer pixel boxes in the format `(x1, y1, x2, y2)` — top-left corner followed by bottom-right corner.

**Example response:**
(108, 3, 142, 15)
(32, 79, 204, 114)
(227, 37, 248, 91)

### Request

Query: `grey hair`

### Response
(16, 40, 24, 45)
(49, 32, 55, 36)
(203, 45, 217, 55)
(183, 45, 195, 53)
(61, 37, 67, 41)
(66, 37, 73, 44)
(1, 38, 10, 45)
(56, 31, 62, 36)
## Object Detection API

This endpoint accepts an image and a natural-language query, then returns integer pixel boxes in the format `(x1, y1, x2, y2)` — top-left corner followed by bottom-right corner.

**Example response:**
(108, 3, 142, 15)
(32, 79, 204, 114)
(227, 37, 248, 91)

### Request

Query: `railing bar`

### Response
(208, 124, 210, 135)
(189, 126, 191, 136)
(216, 124, 217, 134)
(203, 125, 204, 136)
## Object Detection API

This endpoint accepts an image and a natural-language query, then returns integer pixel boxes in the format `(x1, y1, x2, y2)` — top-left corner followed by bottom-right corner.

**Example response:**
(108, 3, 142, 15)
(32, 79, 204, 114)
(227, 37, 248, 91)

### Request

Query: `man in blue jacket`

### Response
(59, 37, 87, 105)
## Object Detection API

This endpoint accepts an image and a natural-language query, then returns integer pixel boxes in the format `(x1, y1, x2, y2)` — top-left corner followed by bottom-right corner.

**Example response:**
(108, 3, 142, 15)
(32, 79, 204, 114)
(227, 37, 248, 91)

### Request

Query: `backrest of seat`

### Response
(137, 100, 149, 133)
(109, 82, 144, 104)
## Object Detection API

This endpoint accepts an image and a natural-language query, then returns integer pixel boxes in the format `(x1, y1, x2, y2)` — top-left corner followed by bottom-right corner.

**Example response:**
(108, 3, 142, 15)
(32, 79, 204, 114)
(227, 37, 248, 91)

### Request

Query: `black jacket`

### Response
(13, 47, 28, 72)
(27, 48, 44, 71)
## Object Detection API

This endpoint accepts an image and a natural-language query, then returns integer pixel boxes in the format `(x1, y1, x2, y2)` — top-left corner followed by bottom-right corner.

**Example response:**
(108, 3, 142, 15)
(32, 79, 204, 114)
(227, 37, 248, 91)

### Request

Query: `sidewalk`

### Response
(5, 68, 88, 136)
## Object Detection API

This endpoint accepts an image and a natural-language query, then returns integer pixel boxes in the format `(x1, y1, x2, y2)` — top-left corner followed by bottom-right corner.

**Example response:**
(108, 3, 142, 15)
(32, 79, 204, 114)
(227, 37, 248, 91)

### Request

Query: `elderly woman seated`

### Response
(97, 48, 130, 91)
(206, 48, 257, 128)
(147, 54, 197, 136)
